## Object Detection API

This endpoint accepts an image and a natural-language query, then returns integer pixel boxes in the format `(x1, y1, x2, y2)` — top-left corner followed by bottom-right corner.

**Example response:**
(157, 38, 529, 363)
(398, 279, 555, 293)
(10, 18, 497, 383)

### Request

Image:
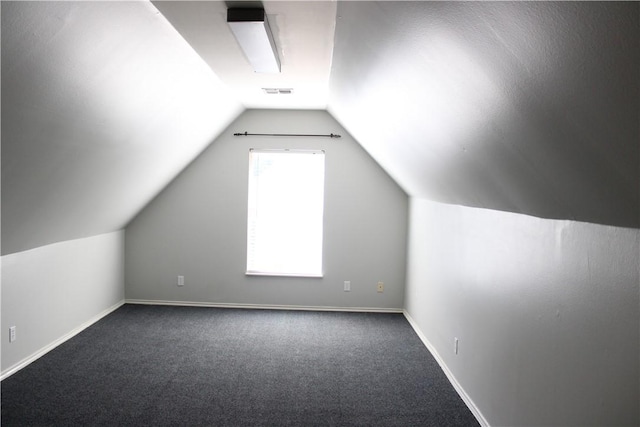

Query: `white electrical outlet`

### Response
(344, 281, 351, 292)
(454, 337, 459, 354)
(178, 275, 185, 287)
(9, 326, 16, 343)
(377, 282, 384, 293)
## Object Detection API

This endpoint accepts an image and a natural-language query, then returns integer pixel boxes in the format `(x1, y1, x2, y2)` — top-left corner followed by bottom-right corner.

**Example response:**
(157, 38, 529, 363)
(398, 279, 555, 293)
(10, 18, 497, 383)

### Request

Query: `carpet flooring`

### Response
(2, 304, 479, 426)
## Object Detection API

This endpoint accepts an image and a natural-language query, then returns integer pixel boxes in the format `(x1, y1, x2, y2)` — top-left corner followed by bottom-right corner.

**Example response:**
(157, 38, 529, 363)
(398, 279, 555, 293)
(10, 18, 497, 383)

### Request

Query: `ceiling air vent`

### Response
(262, 88, 294, 95)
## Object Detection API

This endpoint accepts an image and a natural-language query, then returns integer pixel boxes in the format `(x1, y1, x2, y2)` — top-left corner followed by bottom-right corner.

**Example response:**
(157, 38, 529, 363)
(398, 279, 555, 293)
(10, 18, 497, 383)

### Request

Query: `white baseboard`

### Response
(125, 299, 403, 313)
(403, 310, 490, 427)
(1, 300, 125, 380)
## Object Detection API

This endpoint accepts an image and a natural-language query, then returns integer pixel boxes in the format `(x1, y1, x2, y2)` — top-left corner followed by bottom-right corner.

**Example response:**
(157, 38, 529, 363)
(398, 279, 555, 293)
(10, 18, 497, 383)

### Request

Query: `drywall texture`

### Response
(1, 1, 242, 255)
(126, 110, 408, 309)
(405, 198, 639, 426)
(1, 231, 125, 373)
(329, 1, 639, 228)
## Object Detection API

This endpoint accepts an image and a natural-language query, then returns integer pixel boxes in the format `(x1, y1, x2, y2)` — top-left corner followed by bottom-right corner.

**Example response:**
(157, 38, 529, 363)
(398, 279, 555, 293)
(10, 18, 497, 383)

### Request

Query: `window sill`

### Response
(245, 271, 324, 278)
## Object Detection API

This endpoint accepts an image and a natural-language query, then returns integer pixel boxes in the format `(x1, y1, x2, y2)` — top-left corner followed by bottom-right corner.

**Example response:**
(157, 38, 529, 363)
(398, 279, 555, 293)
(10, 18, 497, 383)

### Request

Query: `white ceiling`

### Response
(152, 1, 337, 109)
(1, 1, 638, 255)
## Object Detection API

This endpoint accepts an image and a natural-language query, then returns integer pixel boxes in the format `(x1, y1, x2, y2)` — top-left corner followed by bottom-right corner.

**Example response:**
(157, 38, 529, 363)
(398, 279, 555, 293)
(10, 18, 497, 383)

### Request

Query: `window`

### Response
(246, 149, 325, 277)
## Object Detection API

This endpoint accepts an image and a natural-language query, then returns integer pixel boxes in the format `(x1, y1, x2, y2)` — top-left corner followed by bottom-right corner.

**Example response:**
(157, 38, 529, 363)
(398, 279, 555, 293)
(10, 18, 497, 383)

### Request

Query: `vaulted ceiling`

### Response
(2, 1, 638, 255)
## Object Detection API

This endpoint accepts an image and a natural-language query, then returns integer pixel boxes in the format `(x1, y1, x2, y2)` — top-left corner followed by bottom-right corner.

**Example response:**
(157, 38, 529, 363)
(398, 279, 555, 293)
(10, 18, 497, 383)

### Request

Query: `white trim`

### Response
(125, 299, 403, 313)
(403, 310, 490, 427)
(1, 300, 125, 380)
(245, 271, 323, 278)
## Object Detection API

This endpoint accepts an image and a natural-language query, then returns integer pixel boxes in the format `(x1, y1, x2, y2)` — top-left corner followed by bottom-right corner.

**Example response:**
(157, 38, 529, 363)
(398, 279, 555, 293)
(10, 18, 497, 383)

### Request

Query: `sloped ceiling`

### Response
(329, 1, 639, 228)
(1, 1, 243, 254)
(2, 1, 638, 255)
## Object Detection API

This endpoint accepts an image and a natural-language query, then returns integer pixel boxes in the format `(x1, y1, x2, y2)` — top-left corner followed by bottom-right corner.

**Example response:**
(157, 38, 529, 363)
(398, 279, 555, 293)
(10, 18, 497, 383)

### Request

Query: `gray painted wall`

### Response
(405, 198, 639, 426)
(125, 110, 408, 310)
(1, 231, 125, 374)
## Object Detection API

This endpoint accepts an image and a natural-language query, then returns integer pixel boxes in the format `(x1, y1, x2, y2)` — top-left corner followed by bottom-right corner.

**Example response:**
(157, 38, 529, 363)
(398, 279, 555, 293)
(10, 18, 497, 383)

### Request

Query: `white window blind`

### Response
(246, 149, 325, 277)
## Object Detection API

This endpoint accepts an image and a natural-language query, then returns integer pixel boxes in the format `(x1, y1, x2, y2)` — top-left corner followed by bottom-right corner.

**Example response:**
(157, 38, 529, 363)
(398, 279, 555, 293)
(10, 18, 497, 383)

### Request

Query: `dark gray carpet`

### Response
(1, 304, 479, 426)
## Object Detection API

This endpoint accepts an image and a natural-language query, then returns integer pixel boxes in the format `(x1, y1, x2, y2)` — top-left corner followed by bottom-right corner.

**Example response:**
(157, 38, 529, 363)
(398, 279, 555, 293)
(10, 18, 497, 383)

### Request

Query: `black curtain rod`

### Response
(233, 131, 341, 138)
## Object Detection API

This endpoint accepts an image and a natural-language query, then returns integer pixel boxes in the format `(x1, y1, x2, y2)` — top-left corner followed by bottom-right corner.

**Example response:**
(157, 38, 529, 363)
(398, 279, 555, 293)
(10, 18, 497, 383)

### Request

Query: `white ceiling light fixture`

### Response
(227, 8, 280, 74)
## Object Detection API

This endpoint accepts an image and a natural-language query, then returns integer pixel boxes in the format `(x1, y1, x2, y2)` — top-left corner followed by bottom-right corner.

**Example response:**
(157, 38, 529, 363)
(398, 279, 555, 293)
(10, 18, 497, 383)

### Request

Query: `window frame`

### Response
(245, 148, 326, 278)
